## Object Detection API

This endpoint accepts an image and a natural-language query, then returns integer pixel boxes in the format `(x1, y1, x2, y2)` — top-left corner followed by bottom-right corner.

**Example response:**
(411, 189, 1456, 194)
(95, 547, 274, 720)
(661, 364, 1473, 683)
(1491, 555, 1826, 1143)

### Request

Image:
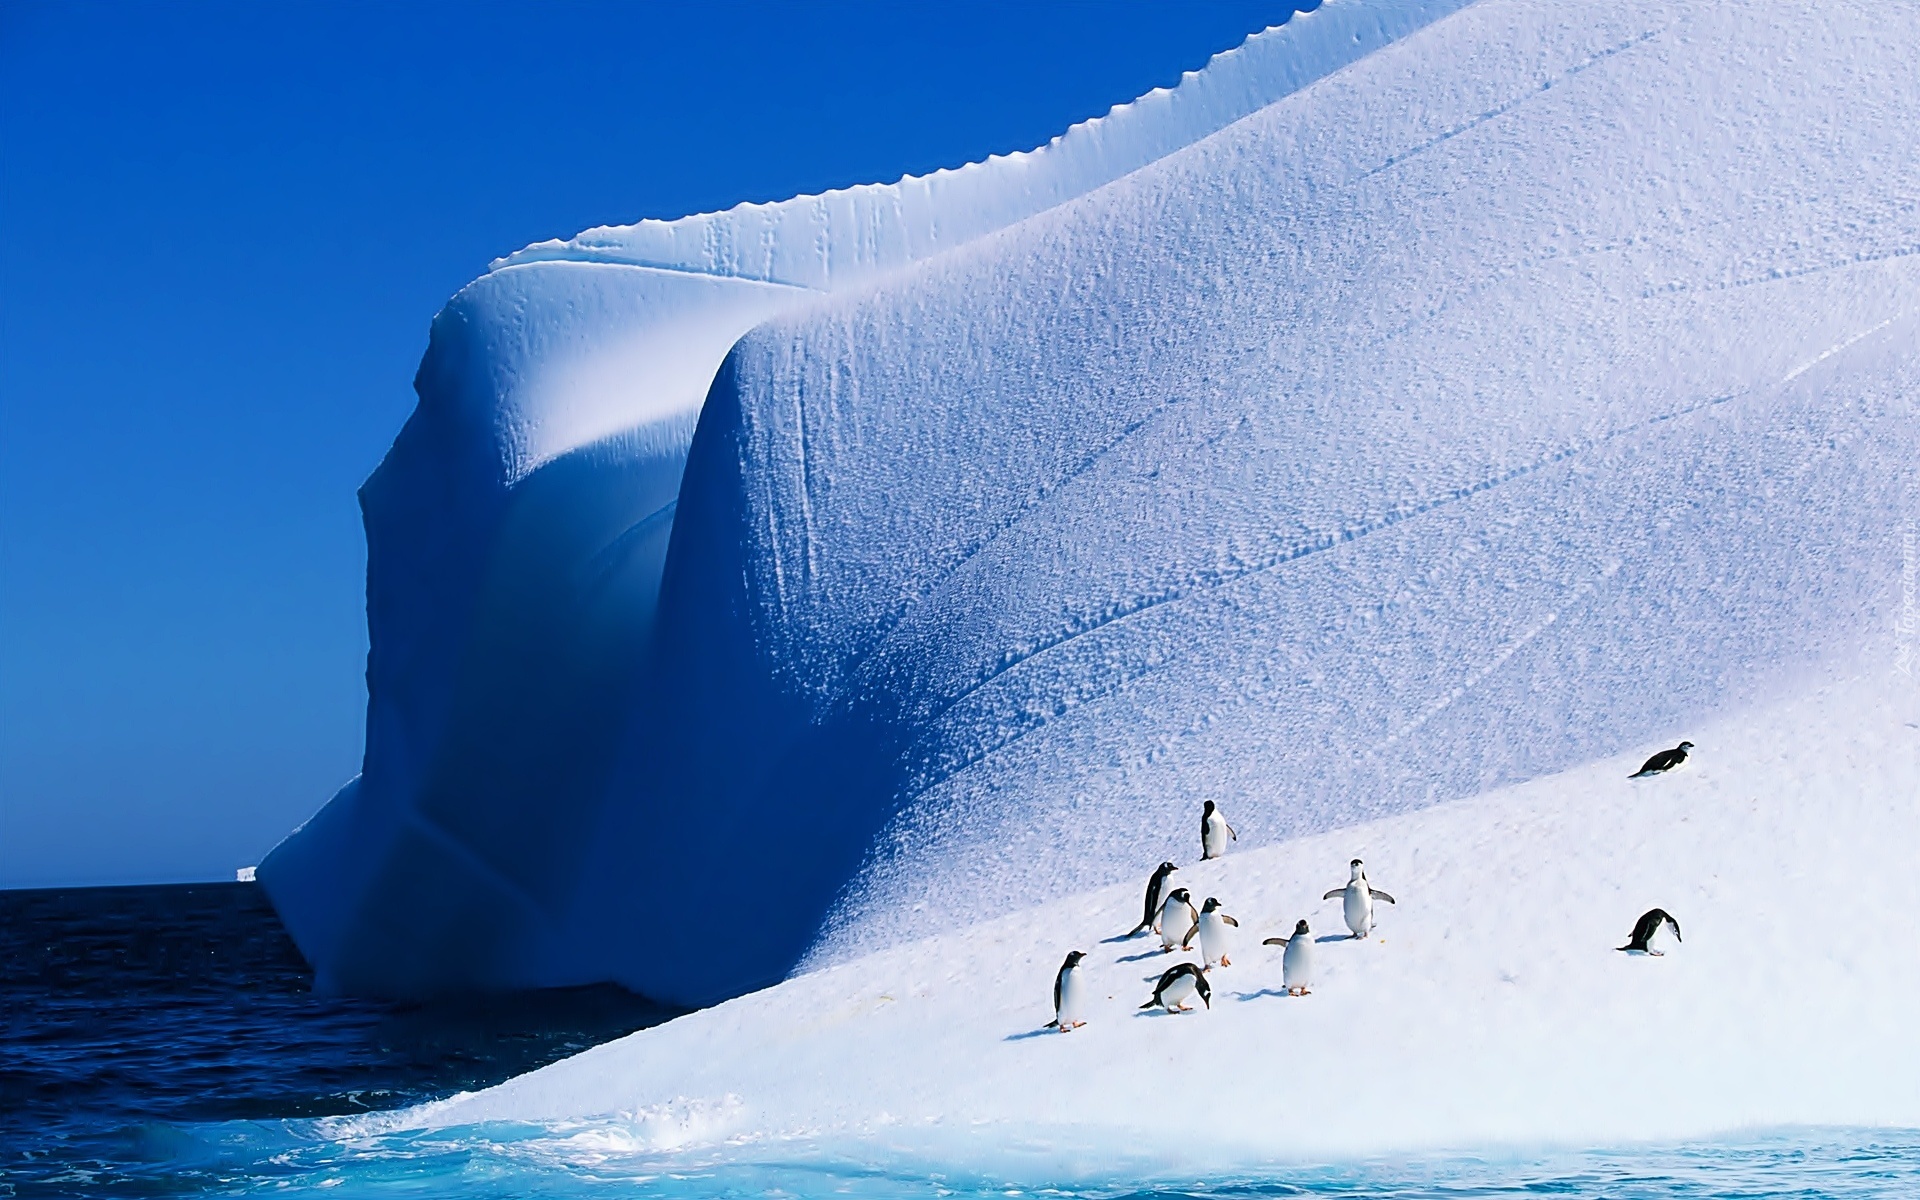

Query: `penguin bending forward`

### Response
(1196, 896, 1240, 969)
(1324, 858, 1396, 939)
(1141, 962, 1212, 1013)
(1161, 887, 1200, 952)
(1263, 919, 1316, 995)
(1128, 861, 1178, 936)
(1046, 950, 1089, 1030)
(1201, 800, 1238, 860)
(1617, 908, 1683, 955)
(1631, 741, 1694, 778)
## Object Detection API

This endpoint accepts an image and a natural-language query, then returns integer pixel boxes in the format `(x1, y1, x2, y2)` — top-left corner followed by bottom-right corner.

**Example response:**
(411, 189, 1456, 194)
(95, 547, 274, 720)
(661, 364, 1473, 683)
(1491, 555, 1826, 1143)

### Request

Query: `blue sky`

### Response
(0, 0, 1309, 889)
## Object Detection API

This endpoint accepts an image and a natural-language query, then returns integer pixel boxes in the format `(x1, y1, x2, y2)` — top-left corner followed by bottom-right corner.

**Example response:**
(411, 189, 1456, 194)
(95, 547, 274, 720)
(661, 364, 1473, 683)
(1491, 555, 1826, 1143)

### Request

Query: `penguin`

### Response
(1631, 741, 1694, 778)
(1045, 950, 1089, 1030)
(1140, 961, 1212, 1013)
(1128, 861, 1179, 936)
(1617, 908, 1683, 955)
(1263, 919, 1315, 995)
(1160, 887, 1200, 952)
(1201, 800, 1238, 860)
(1194, 896, 1240, 969)
(1323, 858, 1396, 939)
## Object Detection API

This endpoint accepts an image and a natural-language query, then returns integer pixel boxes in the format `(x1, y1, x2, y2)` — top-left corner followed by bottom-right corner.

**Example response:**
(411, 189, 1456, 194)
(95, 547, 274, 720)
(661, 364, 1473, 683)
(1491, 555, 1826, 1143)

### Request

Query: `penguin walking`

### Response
(1140, 962, 1211, 1013)
(1160, 887, 1199, 952)
(1201, 800, 1237, 860)
(1631, 741, 1694, 778)
(1045, 950, 1089, 1030)
(1128, 861, 1178, 936)
(1617, 908, 1683, 955)
(1194, 897, 1240, 969)
(1263, 919, 1315, 995)
(1323, 858, 1396, 939)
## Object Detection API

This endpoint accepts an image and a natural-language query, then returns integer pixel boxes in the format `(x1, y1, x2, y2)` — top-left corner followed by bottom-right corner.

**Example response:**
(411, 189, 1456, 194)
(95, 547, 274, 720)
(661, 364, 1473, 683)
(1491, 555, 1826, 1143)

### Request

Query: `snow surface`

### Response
(266, 0, 1918, 1025)
(597, 0, 1920, 1003)
(368, 668, 1920, 1159)
(259, 0, 1468, 998)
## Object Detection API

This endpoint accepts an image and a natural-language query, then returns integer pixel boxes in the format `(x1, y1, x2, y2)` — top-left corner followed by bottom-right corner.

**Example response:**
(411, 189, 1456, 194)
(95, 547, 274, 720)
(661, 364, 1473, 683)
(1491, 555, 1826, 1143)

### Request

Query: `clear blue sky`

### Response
(0, 0, 1309, 890)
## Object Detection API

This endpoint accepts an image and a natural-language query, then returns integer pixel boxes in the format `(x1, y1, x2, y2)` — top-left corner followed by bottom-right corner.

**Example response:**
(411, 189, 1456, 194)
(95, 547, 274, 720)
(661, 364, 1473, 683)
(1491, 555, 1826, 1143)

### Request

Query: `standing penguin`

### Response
(1045, 950, 1089, 1030)
(1616, 908, 1683, 955)
(1159, 887, 1200, 952)
(1201, 800, 1238, 860)
(1323, 858, 1396, 939)
(1140, 962, 1212, 1013)
(1193, 896, 1240, 969)
(1128, 861, 1179, 936)
(1263, 919, 1316, 995)
(1630, 741, 1695, 778)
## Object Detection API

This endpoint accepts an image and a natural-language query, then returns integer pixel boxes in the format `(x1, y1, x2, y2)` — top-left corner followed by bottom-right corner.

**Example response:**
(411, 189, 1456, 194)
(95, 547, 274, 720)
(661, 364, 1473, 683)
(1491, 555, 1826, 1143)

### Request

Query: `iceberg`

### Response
(258, 0, 1475, 998)
(264, 0, 1918, 1077)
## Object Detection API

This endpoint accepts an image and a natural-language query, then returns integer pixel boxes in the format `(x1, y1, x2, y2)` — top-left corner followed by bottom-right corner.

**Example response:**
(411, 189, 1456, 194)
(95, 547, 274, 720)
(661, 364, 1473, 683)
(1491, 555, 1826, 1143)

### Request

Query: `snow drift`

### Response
(372, 669, 1920, 1158)
(265, 0, 1917, 1033)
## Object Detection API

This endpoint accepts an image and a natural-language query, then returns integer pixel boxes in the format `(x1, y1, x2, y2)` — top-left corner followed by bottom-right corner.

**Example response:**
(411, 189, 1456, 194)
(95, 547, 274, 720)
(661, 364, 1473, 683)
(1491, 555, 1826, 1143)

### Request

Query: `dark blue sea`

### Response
(4, 883, 1917, 1198)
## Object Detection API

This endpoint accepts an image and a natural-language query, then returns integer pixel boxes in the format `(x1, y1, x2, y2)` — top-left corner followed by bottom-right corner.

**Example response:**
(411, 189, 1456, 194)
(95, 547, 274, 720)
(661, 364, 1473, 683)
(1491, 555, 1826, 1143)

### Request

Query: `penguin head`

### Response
(1349, 858, 1364, 877)
(1678, 740, 1695, 751)
(1202, 799, 1216, 816)
(1062, 950, 1086, 969)
(1158, 861, 1176, 875)
(1294, 919, 1311, 935)
(1201, 896, 1220, 913)
(1168, 887, 1191, 904)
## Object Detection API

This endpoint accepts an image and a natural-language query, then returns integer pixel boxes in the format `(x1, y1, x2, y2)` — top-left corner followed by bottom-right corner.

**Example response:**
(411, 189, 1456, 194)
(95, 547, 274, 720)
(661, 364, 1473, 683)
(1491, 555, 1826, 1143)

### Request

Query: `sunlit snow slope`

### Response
(265, 0, 1917, 1014)
(380, 669, 1920, 1158)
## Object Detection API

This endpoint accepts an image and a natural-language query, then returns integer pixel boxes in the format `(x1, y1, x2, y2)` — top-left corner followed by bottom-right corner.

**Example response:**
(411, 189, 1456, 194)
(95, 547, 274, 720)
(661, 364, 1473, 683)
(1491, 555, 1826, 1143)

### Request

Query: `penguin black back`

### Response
(1129, 861, 1177, 935)
(1617, 907, 1682, 953)
(1631, 741, 1694, 778)
(1140, 961, 1211, 1011)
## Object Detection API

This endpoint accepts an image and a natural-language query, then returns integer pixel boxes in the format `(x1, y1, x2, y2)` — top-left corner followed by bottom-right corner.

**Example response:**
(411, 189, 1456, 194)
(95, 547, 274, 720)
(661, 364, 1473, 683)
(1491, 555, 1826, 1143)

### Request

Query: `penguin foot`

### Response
(1220, 956, 1231, 967)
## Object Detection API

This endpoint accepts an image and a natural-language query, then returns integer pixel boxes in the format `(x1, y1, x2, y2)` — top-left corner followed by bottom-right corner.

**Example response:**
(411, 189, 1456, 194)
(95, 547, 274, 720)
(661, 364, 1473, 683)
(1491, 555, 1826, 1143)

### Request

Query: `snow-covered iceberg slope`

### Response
(258, 0, 1469, 998)
(371, 669, 1920, 1157)
(266, 0, 1918, 1011)
(590, 0, 1920, 1004)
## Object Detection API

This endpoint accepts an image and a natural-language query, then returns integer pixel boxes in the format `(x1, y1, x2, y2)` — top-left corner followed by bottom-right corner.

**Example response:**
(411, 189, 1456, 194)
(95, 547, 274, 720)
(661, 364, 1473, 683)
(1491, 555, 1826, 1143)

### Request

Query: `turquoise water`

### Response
(53, 1121, 1920, 1198)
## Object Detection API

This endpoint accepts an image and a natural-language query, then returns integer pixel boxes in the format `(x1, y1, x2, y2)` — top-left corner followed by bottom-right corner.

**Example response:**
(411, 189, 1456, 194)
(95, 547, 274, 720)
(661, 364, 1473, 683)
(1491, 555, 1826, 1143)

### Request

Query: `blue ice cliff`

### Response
(260, 0, 1919, 1007)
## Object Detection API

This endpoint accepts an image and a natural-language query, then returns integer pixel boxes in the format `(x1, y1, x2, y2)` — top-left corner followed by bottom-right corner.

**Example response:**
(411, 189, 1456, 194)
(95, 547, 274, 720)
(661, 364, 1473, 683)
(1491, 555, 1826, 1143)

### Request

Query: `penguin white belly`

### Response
(1199, 914, 1231, 968)
(1202, 813, 1228, 858)
(1343, 885, 1372, 938)
(1161, 901, 1195, 950)
(1283, 938, 1313, 992)
(1160, 973, 1198, 1009)
(1057, 967, 1088, 1027)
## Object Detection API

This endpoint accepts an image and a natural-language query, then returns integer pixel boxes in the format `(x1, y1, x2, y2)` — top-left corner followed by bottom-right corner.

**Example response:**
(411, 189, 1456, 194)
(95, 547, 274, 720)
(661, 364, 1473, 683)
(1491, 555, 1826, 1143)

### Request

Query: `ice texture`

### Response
(263, 0, 1918, 1015)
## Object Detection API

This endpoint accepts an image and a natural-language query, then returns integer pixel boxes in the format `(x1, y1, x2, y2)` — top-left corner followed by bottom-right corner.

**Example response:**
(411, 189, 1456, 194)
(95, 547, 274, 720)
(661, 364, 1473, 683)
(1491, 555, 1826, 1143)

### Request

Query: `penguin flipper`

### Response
(1222, 915, 1239, 927)
(1181, 928, 1198, 950)
(1263, 936, 1289, 946)
(1322, 888, 1344, 900)
(1370, 889, 1396, 904)
(1139, 997, 1160, 1010)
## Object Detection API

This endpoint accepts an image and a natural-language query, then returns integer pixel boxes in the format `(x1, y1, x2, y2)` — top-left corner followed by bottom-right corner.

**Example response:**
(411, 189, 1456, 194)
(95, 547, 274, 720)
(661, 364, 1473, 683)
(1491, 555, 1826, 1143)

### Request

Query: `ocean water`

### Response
(4, 884, 1917, 1199)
